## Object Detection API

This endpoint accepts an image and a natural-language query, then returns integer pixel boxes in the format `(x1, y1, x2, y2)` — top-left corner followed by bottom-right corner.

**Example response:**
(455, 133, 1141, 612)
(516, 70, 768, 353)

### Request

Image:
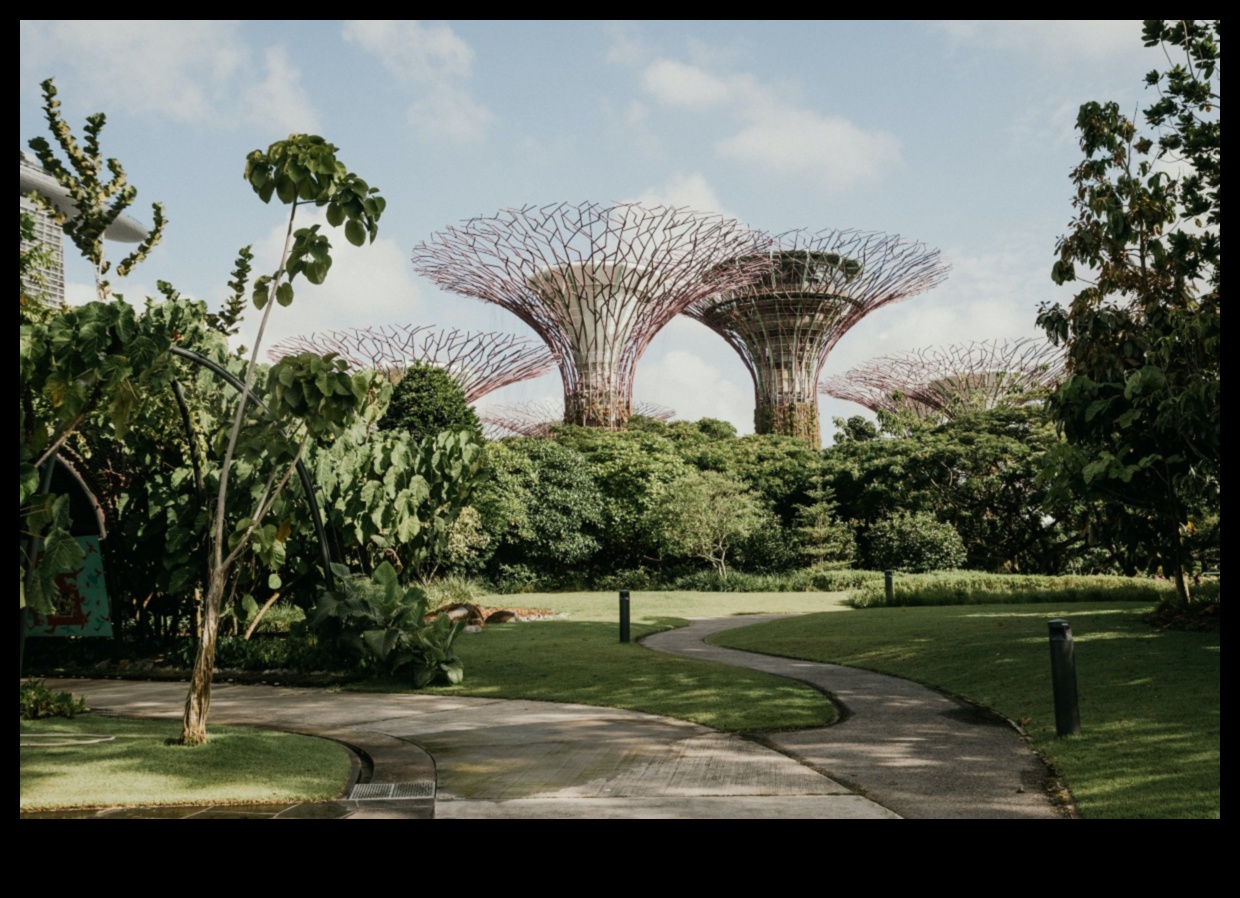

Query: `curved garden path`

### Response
(642, 615, 1066, 818)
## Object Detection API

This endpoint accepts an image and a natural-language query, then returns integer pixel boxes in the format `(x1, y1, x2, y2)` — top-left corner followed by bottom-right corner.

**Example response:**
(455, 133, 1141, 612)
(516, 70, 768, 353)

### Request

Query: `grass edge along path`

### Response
(711, 602, 1220, 818)
(20, 716, 352, 812)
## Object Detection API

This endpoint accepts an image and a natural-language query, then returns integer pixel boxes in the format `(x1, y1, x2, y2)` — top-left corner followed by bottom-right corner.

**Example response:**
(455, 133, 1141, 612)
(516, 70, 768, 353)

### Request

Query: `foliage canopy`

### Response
(1037, 20, 1220, 603)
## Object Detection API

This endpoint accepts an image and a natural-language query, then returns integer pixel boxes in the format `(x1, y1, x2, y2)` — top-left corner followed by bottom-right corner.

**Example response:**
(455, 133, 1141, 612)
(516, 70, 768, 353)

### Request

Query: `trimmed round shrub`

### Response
(379, 362, 481, 443)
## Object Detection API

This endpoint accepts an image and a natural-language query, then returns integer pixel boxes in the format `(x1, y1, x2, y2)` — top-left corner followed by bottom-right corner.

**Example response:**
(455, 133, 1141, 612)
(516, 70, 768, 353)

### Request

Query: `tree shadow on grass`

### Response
(359, 619, 834, 732)
(20, 717, 348, 810)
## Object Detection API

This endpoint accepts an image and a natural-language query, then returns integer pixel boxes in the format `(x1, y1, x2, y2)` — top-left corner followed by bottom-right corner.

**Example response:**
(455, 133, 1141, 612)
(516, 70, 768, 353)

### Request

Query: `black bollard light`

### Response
(619, 590, 630, 644)
(1047, 618, 1081, 736)
(884, 569, 894, 607)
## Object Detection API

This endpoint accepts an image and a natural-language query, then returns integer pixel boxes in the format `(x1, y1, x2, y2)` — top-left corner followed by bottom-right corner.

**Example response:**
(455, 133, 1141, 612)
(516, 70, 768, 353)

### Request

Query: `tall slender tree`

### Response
(1037, 20, 1220, 603)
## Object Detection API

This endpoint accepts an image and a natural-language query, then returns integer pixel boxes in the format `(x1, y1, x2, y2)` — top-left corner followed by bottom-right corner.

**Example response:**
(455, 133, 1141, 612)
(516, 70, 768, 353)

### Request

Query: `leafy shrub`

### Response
(311, 562, 463, 686)
(592, 568, 660, 592)
(735, 519, 801, 573)
(167, 633, 336, 671)
(20, 679, 87, 719)
(379, 362, 481, 443)
(867, 512, 967, 573)
(423, 574, 486, 606)
(476, 440, 604, 576)
(438, 506, 492, 575)
(847, 571, 1188, 608)
(247, 603, 306, 636)
(806, 567, 885, 591)
(670, 569, 864, 593)
(491, 563, 542, 594)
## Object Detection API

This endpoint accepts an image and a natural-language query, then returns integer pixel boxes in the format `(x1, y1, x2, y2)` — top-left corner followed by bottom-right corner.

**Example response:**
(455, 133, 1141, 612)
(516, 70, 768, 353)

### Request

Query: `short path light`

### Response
(619, 590, 631, 644)
(1047, 618, 1081, 736)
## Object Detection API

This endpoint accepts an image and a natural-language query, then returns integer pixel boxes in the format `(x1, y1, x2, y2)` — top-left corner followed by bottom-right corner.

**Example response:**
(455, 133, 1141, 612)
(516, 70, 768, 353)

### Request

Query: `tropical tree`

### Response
(554, 427, 692, 571)
(21, 79, 172, 616)
(474, 439, 604, 582)
(180, 134, 385, 743)
(1037, 20, 1220, 603)
(648, 470, 769, 579)
(823, 407, 1083, 573)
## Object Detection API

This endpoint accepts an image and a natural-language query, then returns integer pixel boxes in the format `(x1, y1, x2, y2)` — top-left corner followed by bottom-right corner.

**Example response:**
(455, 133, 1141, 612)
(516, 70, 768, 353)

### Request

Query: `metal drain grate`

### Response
(349, 782, 435, 800)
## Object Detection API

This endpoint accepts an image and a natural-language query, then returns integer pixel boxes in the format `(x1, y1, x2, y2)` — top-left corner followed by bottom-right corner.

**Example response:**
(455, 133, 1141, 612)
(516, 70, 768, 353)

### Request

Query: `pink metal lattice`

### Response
(267, 324, 556, 403)
(413, 202, 770, 429)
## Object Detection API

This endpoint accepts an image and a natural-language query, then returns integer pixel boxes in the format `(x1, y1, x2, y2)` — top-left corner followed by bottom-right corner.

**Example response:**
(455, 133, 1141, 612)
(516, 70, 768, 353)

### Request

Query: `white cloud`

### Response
(631, 172, 735, 218)
(719, 108, 902, 191)
(20, 21, 319, 132)
(236, 209, 424, 355)
(605, 23, 647, 67)
(409, 88, 493, 142)
(636, 347, 752, 432)
(342, 20, 492, 141)
(641, 59, 734, 108)
(243, 47, 320, 133)
(930, 21, 1143, 61)
(637, 57, 901, 191)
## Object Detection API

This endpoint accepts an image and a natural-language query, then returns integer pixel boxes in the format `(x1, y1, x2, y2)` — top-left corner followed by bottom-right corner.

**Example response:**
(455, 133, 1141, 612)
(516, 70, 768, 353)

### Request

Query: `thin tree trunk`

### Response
(181, 569, 226, 745)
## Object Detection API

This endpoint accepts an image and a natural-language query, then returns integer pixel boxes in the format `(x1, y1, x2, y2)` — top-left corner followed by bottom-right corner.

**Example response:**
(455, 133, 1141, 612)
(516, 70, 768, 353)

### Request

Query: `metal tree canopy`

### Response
(412, 202, 770, 429)
(818, 376, 940, 427)
(686, 229, 948, 445)
(823, 337, 1066, 422)
(267, 325, 556, 403)
(479, 398, 676, 439)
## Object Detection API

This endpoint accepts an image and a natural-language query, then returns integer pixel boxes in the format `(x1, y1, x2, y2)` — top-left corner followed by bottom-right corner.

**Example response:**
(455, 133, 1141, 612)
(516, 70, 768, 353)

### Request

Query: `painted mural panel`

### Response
(25, 536, 113, 637)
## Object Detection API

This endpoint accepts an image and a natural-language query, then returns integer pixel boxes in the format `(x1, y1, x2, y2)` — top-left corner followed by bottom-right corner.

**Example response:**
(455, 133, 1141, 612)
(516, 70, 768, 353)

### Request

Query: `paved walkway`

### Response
(23, 616, 1064, 819)
(645, 616, 1063, 818)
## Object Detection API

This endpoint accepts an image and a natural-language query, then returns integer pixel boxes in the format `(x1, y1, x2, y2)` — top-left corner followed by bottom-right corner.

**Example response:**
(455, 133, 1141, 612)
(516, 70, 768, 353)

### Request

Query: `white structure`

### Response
(19, 151, 147, 305)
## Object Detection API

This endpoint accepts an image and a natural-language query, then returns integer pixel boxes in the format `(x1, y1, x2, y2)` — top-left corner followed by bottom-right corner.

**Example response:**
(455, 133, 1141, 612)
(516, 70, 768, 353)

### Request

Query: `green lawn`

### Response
(351, 590, 850, 731)
(20, 716, 352, 811)
(711, 603, 1220, 818)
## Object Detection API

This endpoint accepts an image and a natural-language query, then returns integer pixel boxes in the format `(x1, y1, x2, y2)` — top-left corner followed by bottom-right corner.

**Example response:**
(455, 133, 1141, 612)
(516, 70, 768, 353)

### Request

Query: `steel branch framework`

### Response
(479, 398, 676, 439)
(412, 202, 770, 429)
(822, 337, 1066, 421)
(817, 377, 940, 424)
(686, 229, 948, 445)
(267, 324, 556, 403)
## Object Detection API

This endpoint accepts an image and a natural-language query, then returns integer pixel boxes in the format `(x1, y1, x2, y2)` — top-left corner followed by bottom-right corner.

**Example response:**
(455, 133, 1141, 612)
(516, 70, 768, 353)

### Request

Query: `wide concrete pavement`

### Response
(26, 614, 1063, 818)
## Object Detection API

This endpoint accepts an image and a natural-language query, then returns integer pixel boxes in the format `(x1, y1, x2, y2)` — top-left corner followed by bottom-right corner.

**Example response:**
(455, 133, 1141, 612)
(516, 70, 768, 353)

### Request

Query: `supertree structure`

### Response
(480, 398, 676, 439)
(685, 228, 949, 445)
(267, 325, 556, 403)
(822, 337, 1066, 421)
(818, 376, 939, 423)
(412, 202, 770, 429)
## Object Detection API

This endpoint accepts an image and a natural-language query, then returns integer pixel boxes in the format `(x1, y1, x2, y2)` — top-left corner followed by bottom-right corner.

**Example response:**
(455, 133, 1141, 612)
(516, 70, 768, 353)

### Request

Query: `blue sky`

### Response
(20, 21, 1157, 443)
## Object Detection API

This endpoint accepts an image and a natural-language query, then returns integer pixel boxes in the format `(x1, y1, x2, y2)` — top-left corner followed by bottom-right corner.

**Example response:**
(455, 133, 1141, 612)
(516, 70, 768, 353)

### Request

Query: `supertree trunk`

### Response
(687, 230, 949, 445)
(756, 396, 820, 444)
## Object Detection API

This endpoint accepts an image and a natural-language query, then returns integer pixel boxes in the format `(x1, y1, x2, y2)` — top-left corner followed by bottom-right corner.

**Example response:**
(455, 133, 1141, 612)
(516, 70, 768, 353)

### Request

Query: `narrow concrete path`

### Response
(642, 616, 1065, 819)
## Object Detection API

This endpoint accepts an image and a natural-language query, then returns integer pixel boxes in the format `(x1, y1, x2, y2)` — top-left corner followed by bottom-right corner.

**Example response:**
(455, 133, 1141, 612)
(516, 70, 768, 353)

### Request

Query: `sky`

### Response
(20, 21, 1159, 444)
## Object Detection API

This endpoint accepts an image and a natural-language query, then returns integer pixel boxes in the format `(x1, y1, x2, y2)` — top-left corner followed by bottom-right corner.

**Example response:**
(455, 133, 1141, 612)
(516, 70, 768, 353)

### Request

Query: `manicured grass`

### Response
(490, 589, 855, 620)
(712, 603, 1220, 818)
(20, 715, 352, 811)
(351, 590, 850, 732)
